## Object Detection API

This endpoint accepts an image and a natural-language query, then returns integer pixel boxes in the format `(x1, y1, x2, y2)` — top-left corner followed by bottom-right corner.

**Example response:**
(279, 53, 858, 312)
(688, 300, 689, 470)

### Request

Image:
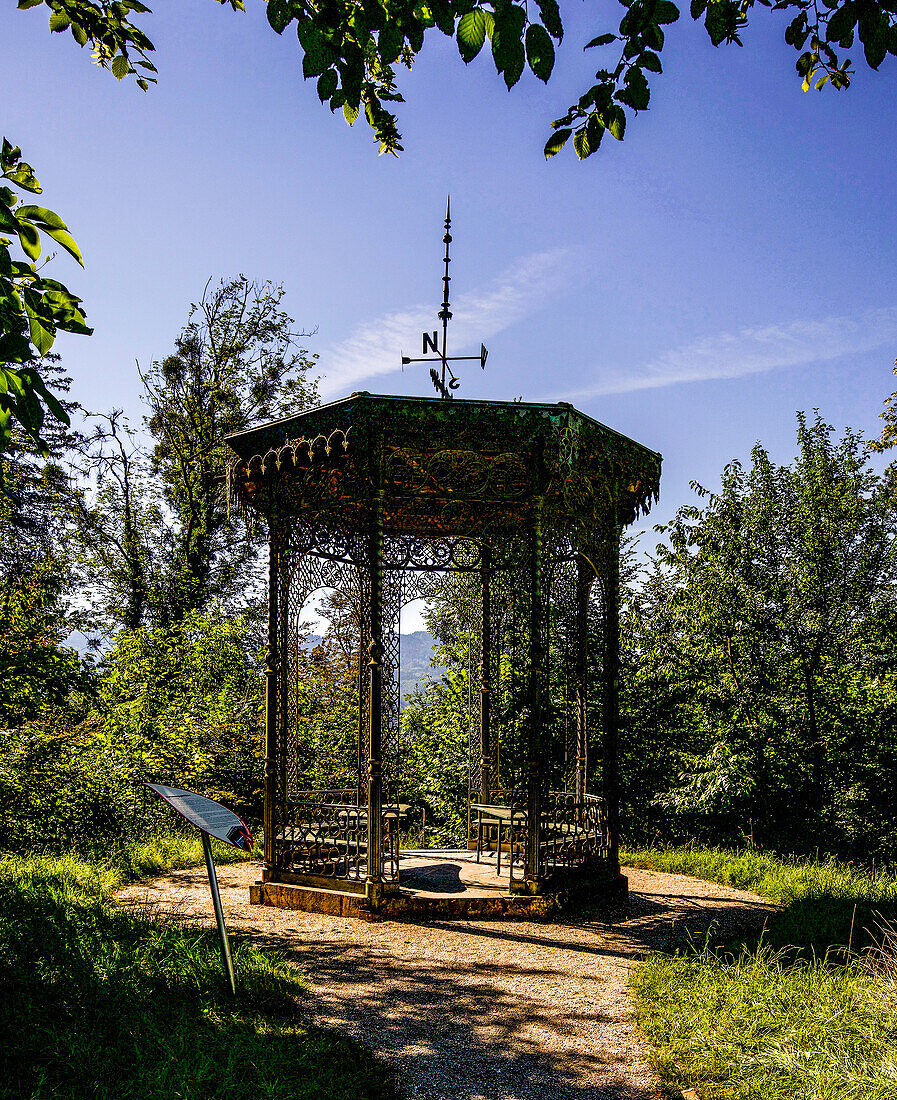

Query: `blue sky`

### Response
(5, 0, 897, 559)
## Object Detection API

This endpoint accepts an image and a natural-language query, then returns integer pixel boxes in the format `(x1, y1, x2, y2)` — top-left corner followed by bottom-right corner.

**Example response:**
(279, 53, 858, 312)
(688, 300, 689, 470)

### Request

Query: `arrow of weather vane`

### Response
(401, 197, 488, 399)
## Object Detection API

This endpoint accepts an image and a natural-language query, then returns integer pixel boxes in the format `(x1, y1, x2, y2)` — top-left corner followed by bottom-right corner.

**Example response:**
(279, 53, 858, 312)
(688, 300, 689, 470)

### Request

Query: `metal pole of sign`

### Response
(201, 831, 236, 996)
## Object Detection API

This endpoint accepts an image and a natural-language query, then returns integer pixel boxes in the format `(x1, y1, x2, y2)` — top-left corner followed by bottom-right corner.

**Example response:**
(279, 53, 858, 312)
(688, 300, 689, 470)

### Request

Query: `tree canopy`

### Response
(622, 413, 897, 854)
(15, 0, 897, 160)
(74, 276, 318, 634)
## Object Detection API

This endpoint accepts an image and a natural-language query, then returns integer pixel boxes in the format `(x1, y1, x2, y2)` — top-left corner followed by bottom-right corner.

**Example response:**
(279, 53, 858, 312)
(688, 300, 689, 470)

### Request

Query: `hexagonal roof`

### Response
(225, 392, 661, 537)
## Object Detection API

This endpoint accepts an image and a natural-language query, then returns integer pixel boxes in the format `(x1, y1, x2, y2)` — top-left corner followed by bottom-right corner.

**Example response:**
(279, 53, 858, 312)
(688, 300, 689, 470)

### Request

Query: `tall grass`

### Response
(0, 841, 396, 1100)
(625, 845, 897, 1100)
(632, 939, 897, 1100)
(622, 843, 897, 954)
(110, 824, 264, 882)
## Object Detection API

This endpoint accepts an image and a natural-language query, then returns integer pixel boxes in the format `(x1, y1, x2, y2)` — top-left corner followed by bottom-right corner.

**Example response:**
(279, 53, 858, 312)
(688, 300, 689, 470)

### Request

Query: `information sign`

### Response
(146, 782, 253, 850)
(145, 782, 253, 996)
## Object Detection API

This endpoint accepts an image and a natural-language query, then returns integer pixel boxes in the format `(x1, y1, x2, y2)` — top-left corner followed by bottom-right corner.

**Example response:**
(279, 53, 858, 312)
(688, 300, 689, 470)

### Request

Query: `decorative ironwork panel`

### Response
(505, 792, 610, 883)
(279, 791, 400, 884)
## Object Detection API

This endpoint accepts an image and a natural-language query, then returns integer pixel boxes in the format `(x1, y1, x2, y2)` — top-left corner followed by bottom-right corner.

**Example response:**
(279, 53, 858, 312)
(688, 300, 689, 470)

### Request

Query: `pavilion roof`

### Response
(225, 392, 661, 535)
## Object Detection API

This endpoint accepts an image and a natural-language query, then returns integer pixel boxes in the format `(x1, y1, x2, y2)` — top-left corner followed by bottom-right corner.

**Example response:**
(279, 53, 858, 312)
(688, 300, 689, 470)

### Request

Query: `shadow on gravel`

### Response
(242, 935, 661, 1100)
(229, 879, 777, 1100)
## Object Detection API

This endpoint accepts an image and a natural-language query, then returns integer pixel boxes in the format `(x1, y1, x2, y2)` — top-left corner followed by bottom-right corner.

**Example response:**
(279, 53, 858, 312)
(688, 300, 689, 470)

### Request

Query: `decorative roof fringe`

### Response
(225, 427, 352, 513)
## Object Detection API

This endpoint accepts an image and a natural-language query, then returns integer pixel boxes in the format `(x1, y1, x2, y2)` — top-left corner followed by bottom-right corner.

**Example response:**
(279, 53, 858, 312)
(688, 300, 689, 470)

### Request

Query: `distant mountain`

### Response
(302, 630, 443, 705)
(398, 631, 444, 704)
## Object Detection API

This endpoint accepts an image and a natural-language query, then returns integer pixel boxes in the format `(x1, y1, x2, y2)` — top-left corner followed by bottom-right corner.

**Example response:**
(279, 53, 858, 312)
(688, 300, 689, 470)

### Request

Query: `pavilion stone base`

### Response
(249, 870, 629, 922)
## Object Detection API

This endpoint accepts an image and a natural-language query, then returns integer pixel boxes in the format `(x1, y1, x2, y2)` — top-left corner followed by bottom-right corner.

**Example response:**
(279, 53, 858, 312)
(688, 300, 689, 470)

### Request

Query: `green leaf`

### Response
(15, 205, 67, 231)
(499, 37, 526, 87)
(48, 10, 70, 31)
(785, 13, 808, 46)
(42, 225, 84, 266)
(71, 21, 88, 45)
(642, 21, 665, 50)
(317, 69, 338, 102)
(525, 24, 555, 81)
(586, 114, 605, 149)
(0, 139, 20, 170)
(303, 45, 330, 79)
(297, 21, 331, 78)
(607, 104, 627, 139)
(535, 0, 563, 40)
(862, 24, 888, 68)
(704, 2, 740, 46)
(572, 127, 592, 158)
(690, 0, 708, 17)
(343, 101, 360, 125)
(639, 49, 663, 71)
(39, 386, 69, 425)
(617, 65, 650, 110)
(428, 0, 456, 35)
(267, 0, 293, 33)
(653, 0, 680, 24)
(379, 22, 404, 64)
(0, 366, 27, 398)
(796, 50, 814, 76)
(544, 127, 572, 157)
(585, 32, 617, 48)
(25, 304, 55, 357)
(17, 221, 41, 261)
(492, 4, 527, 87)
(457, 9, 489, 62)
(111, 54, 131, 80)
(4, 161, 41, 193)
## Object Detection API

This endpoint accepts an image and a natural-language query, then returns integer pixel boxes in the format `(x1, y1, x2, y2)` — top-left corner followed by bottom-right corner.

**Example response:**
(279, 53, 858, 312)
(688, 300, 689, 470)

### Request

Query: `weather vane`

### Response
(401, 197, 488, 399)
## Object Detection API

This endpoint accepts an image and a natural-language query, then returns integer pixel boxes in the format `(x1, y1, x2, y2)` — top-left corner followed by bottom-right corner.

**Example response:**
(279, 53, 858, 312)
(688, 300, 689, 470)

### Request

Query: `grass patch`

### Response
(623, 846, 897, 1099)
(632, 940, 897, 1100)
(110, 824, 263, 883)
(621, 844, 897, 955)
(0, 845, 397, 1100)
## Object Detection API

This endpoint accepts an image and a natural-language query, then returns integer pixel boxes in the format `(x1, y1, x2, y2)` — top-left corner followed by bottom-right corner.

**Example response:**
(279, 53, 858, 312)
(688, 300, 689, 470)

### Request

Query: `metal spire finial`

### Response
(400, 196, 488, 399)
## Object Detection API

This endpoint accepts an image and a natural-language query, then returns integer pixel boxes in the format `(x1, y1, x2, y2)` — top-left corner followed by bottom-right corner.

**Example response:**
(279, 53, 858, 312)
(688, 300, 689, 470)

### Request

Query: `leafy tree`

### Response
(93, 606, 265, 813)
(872, 359, 897, 456)
(0, 140, 89, 452)
(0, 357, 81, 570)
(0, 360, 90, 728)
(0, 556, 89, 727)
(0, 606, 264, 853)
(633, 413, 897, 855)
(261, 0, 897, 158)
(292, 632, 361, 791)
(141, 276, 318, 623)
(72, 277, 318, 633)
(401, 666, 475, 844)
(72, 410, 163, 633)
(8, 0, 895, 451)
(1, 0, 240, 448)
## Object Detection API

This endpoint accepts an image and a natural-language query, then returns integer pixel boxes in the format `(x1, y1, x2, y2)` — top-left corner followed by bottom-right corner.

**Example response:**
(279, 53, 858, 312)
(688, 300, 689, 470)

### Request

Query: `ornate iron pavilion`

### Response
(225, 391, 661, 913)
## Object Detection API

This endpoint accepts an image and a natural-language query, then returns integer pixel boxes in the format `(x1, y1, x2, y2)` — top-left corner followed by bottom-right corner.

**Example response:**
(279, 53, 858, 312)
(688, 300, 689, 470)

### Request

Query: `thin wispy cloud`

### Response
(317, 249, 570, 399)
(557, 306, 897, 402)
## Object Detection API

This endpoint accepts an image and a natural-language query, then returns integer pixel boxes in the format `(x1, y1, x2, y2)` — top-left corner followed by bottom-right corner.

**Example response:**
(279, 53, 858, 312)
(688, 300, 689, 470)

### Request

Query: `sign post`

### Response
(145, 782, 253, 997)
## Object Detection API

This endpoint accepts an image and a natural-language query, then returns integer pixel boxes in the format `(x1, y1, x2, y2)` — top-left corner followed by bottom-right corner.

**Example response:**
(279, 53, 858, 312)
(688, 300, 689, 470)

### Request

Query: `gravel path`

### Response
(117, 863, 776, 1100)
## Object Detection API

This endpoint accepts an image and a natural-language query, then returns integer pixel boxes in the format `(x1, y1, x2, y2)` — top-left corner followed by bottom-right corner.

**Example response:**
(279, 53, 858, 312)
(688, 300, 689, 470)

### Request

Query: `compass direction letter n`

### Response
(423, 331, 439, 355)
